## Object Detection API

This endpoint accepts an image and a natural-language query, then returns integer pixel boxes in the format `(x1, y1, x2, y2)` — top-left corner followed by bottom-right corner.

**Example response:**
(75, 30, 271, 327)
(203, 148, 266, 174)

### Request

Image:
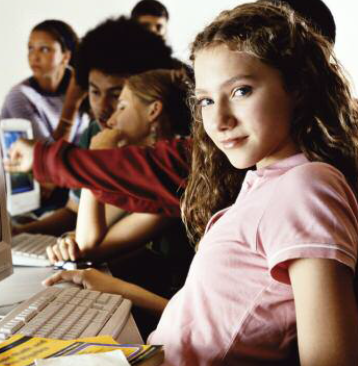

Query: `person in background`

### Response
(48, 69, 194, 338)
(1, 19, 89, 143)
(11, 16, 175, 236)
(43, 1, 358, 364)
(131, 0, 169, 40)
(48, 69, 191, 264)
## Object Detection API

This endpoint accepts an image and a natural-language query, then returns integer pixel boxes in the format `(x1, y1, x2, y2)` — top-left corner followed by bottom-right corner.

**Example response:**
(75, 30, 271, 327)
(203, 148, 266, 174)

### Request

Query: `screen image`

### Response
(3, 131, 34, 195)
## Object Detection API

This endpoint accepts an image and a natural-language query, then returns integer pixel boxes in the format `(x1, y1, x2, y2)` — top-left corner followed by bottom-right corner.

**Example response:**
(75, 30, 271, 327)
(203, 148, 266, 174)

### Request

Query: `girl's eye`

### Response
(197, 97, 213, 108)
(117, 103, 125, 111)
(232, 86, 252, 97)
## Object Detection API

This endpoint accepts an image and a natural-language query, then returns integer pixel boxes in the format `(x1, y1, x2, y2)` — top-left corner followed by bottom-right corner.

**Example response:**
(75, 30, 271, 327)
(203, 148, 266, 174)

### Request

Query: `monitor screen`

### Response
(3, 131, 34, 195)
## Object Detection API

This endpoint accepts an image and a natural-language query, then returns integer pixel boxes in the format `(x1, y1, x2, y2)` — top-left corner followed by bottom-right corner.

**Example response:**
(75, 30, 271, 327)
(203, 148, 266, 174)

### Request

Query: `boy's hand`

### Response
(4, 138, 35, 173)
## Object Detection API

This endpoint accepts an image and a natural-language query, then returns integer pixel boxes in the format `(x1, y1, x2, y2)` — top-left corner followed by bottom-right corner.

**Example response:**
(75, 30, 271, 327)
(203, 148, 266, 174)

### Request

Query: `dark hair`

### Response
(265, 0, 336, 43)
(76, 16, 174, 89)
(182, 1, 358, 245)
(131, 0, 169, 20)
(32, 19, 79, 66)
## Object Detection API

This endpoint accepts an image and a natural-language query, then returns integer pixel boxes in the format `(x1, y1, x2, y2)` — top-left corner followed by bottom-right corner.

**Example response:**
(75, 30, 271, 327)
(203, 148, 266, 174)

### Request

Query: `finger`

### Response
(46, 245, 58, 264)
(67, 240, 81, 262)
(42, 271, 66, 286)
(42, 269, 83, 287)
(3, 159, 21, 173)
(52, 244, 64, 262)
(59, 240, 70, 261)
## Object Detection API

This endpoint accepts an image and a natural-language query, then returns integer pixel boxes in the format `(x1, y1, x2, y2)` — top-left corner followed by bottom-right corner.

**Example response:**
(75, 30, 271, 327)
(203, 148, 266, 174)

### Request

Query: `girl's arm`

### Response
(75, 188, 111, 251)
(43, 268, 168, 315)
(54, 188, 172, 262)
(289, 258, 358, 366)
(84, 210, 174, 260)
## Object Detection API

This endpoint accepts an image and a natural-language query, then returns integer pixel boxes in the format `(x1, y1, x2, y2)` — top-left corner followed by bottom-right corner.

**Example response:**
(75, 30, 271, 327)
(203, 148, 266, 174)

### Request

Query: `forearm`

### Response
(76, 189, 107, 250)
(14, 207, 77, 236)
(33, 138, 189, 215)
(52, 72, 85, 141)
(84, 214, 173, 261)
(119, 281, 168, 316)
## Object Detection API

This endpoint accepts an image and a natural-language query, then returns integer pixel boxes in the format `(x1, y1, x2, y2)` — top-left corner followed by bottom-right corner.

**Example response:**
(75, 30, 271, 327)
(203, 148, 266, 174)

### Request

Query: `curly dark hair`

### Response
(131, 0, 169, 20)
(76, 16, 174, 89)
(182, 1, 358, 245)
(32, 19, 79, 67)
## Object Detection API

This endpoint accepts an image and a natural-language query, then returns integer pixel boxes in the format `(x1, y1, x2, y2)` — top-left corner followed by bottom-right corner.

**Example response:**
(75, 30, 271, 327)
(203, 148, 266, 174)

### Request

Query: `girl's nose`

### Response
(215, 102, 238, 131)
(106, 113, 117, 129)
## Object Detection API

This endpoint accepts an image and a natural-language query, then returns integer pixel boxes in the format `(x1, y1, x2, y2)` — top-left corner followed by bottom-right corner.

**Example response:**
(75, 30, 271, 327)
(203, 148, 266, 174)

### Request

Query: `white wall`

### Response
(0, 0, 358, 106)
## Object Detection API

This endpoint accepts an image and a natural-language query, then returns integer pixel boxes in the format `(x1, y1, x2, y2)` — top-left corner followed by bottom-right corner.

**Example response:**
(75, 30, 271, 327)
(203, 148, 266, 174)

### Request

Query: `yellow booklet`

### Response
(0, 335, 162, 366)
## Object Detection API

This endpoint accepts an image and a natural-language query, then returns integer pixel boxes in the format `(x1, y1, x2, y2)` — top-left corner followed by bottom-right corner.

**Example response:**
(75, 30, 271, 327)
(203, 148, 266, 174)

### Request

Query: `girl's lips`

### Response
(221, 136, 248, 149)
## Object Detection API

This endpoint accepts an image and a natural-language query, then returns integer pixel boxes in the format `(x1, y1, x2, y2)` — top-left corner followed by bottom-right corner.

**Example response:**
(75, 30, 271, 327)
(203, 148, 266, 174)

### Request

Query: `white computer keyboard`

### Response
(11, 233, 57, 267)
(0, 286, 132, 341)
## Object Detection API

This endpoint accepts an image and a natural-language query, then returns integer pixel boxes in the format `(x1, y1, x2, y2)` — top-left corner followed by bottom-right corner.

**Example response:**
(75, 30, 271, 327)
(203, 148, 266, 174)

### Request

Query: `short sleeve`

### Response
(1, 86, 51, 141)
(258, 163, 358, 284)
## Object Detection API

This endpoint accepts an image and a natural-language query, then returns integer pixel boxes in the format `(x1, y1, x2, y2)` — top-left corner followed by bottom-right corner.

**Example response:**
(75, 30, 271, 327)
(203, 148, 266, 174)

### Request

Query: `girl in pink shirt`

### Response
(43, 1, 358, 365)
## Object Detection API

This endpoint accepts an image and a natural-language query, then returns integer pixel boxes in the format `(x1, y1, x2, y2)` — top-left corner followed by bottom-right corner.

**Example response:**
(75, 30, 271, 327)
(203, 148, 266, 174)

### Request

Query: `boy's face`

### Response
(137, 15, 168, 39)
(88, 69, 126, 128)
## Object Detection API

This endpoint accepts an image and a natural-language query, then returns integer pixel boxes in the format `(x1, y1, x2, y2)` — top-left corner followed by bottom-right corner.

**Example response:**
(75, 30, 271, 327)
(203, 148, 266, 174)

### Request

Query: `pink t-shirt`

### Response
(149, 154, 358, 366)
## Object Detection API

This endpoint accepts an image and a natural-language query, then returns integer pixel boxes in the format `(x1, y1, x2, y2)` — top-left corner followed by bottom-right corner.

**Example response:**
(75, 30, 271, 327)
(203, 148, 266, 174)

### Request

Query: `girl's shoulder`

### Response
(281, 161, 348, 192)
(4, 78, 39, 102)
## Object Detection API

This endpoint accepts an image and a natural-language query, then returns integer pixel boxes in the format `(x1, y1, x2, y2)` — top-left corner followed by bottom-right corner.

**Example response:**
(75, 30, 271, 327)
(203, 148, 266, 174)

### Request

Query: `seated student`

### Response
(43, 2, 358, 364)
(12, 16, 176, 237)
(49, 70, 195, 338)
(1, 19, 89, 143)
(47, 69, 192, 267)
(131, 0, 169, 40)
(6, 0, 336, 216)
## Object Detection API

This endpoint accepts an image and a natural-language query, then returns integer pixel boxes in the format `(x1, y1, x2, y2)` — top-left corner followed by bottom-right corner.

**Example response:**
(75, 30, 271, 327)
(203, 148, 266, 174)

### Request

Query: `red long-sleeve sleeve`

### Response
(33, 138, 191, 216)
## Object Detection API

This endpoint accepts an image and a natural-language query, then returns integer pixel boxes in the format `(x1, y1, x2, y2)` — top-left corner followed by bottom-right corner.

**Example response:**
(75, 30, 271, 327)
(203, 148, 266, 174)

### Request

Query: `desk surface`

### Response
(0, 266, 143, 343)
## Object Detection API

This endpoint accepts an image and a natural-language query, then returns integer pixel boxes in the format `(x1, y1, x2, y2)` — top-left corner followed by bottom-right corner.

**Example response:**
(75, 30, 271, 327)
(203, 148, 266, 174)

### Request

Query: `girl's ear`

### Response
(148, 100, 163, 123)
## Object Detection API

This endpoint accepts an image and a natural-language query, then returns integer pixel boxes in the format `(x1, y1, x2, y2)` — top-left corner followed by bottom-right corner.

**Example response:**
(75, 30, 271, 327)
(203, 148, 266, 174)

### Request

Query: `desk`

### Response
(0, 266, 143, 344)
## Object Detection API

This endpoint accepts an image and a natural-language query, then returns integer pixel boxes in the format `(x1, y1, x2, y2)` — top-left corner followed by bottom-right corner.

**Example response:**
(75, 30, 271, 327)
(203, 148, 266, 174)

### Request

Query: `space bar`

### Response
(97, 299, 132, 339)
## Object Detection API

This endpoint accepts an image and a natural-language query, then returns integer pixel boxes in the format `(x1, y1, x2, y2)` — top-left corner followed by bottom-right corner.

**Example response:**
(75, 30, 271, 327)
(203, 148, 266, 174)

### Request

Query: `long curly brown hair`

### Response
(182, 1, 358, 246)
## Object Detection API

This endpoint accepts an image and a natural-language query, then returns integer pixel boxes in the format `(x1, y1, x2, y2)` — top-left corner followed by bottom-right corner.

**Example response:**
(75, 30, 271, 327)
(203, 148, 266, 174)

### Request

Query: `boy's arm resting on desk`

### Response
(33, 138, 190, 215)
(289, 258, 358, 366)
(13, 199, 78, 236)
(43, 268, 169, 316)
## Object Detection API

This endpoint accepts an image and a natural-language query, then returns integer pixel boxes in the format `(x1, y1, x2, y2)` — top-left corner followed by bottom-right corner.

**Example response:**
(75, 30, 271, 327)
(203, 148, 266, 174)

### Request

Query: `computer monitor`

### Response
(0, 142, 13, 282)
(0, 119, 40, 216)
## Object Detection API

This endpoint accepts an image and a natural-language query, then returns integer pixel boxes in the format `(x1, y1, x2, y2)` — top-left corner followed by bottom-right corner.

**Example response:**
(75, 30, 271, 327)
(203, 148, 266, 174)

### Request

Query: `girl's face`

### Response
(106, 85, 154, 145)
(194, 44, 299, 169)
(28, 30, 69, 80)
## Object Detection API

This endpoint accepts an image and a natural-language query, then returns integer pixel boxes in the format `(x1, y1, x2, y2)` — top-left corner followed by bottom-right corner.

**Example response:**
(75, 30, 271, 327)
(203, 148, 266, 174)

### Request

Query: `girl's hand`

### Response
(43, 268, 128, 295)
(90, 129, 124, 150)
(47, 234, 81, 263)
(4, 138, 35, 173)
